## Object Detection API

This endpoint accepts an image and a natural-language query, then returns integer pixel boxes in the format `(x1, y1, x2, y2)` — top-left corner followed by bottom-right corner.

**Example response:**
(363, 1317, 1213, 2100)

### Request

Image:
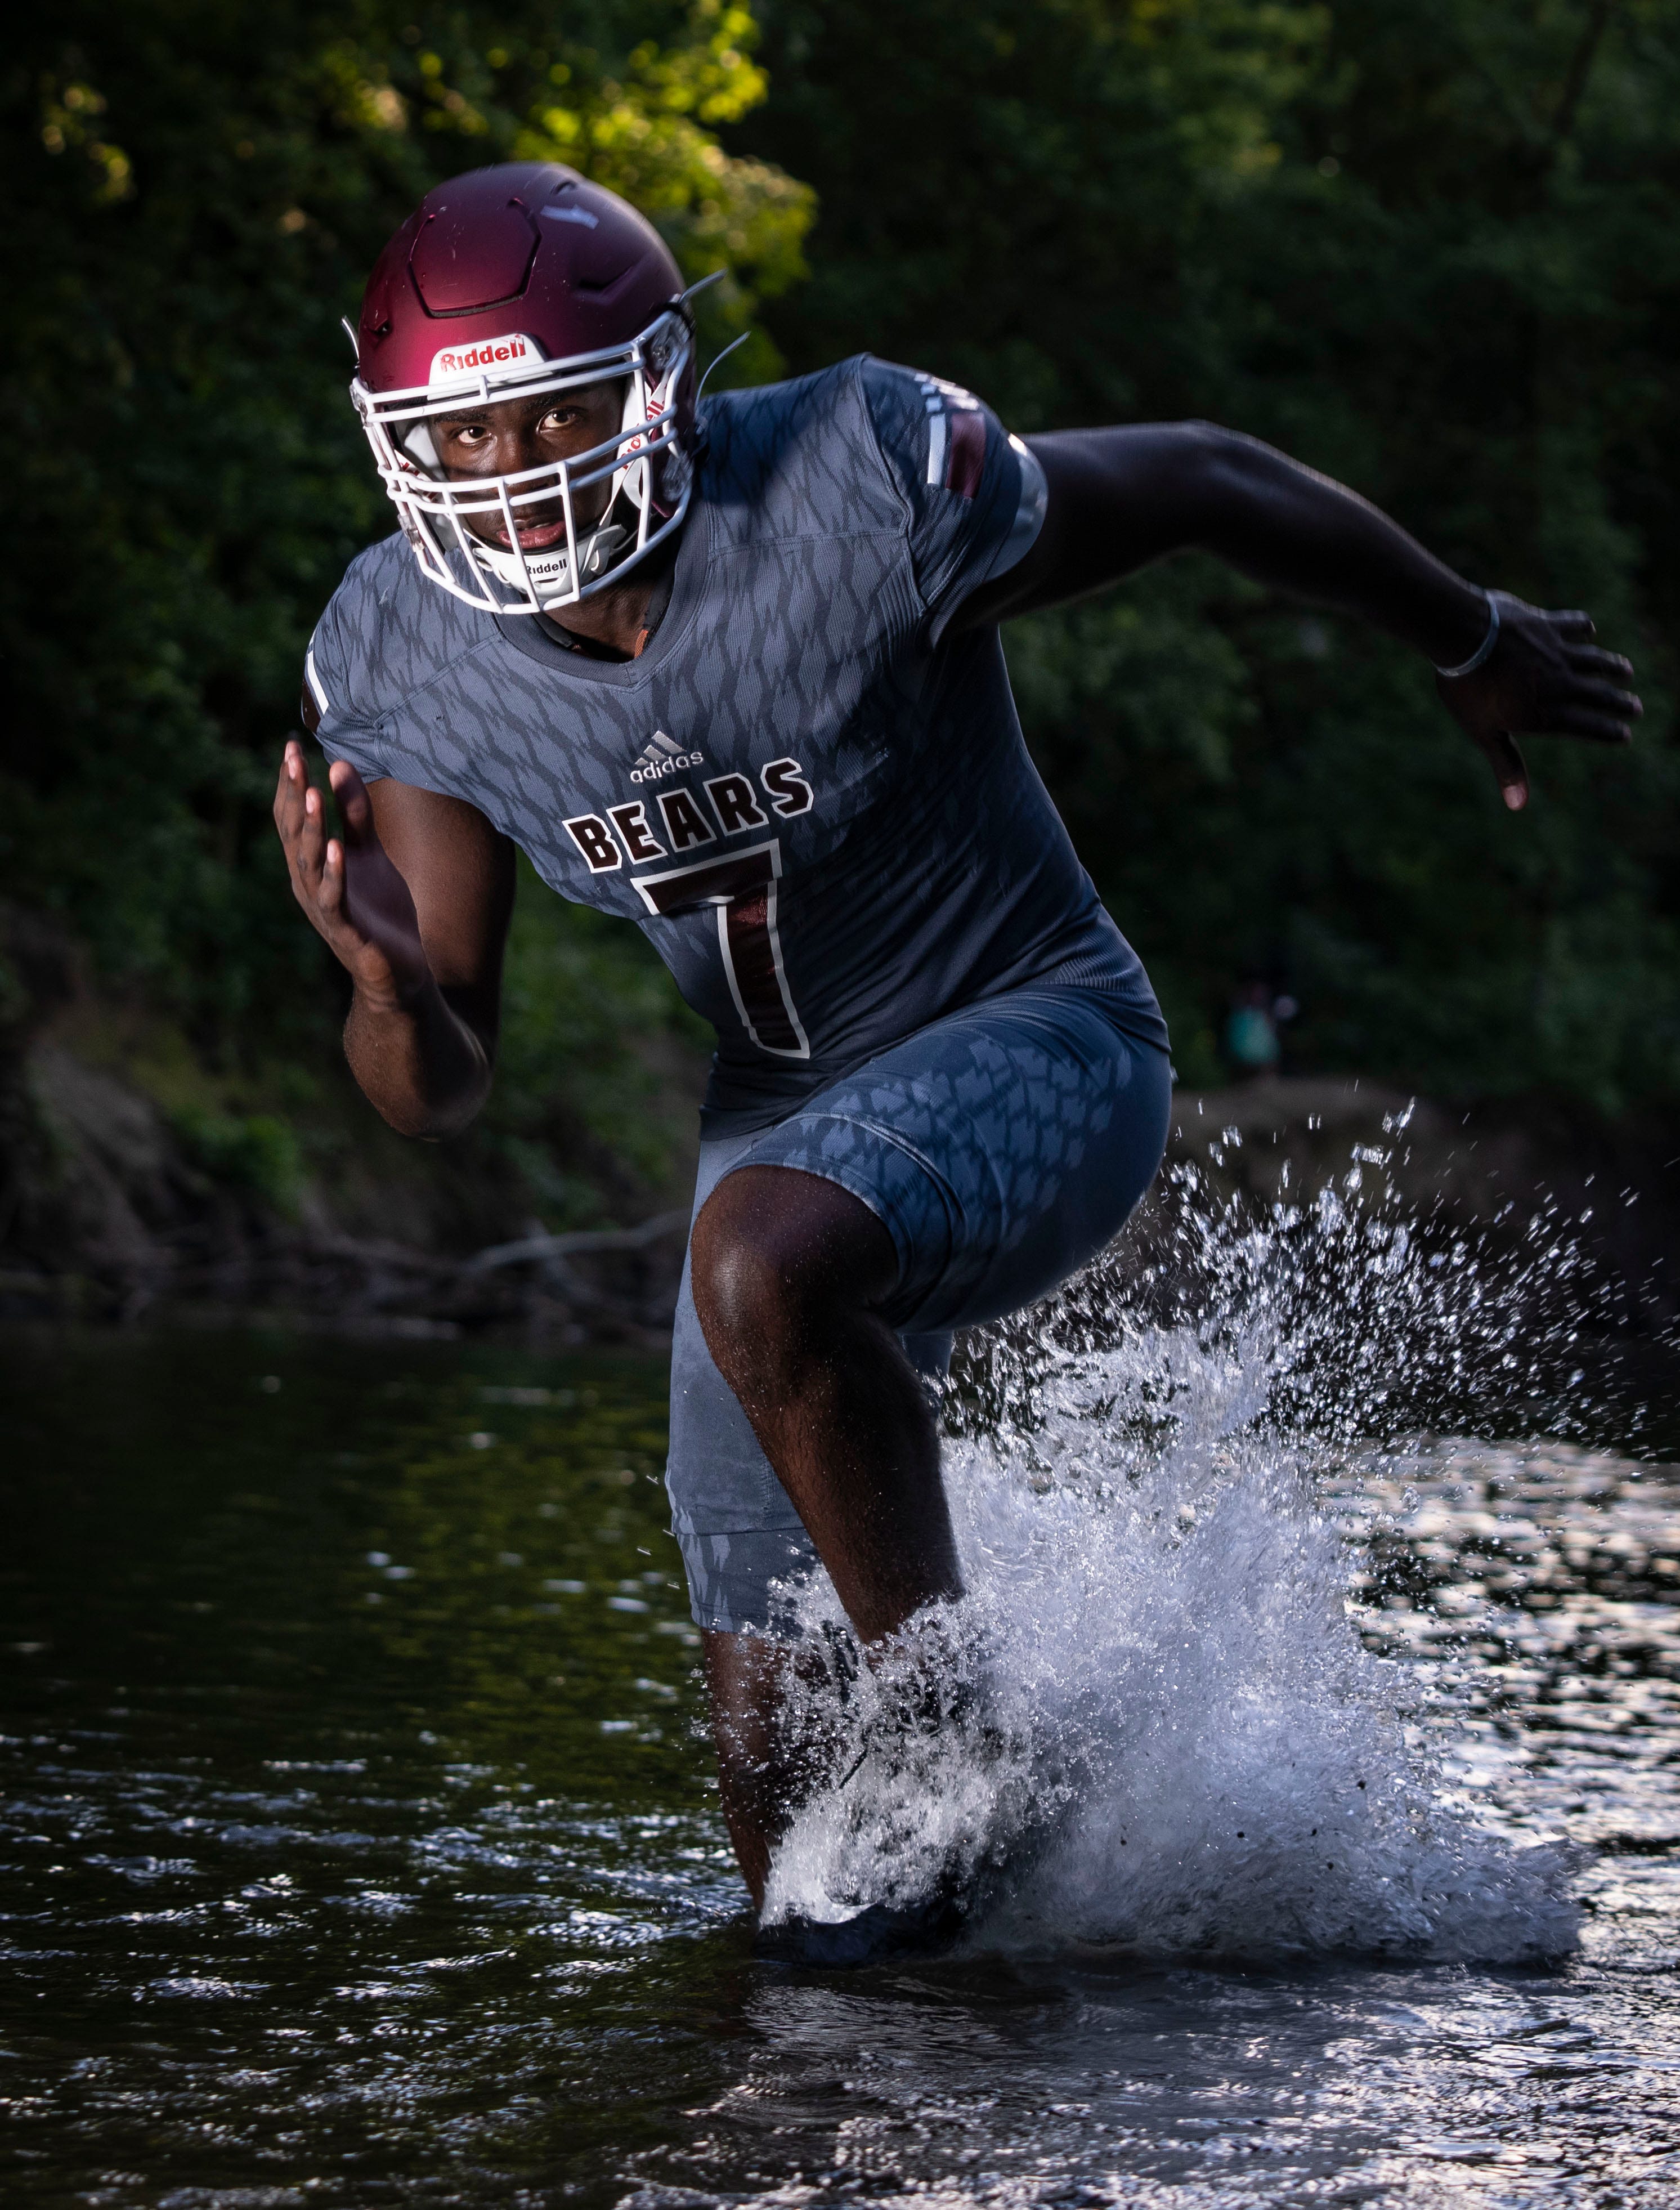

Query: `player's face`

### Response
(429, 380, 626, 552)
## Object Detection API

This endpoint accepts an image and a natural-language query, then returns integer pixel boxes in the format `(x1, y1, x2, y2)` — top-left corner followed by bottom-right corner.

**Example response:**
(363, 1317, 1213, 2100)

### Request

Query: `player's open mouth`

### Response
(481, 517, 570, 552)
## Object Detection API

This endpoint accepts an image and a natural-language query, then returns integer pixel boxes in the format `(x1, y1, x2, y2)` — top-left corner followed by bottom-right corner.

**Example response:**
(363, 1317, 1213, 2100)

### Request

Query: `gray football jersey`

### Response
(308, 355, 1166, 1134)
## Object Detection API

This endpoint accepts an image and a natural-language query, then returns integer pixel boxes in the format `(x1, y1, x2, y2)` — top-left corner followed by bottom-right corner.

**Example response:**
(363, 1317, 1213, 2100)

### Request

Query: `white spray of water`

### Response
(761, 1166, 1587, 1962)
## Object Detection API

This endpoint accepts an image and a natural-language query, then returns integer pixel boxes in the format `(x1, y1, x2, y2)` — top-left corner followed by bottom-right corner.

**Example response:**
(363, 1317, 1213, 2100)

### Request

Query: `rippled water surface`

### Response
(3, 1310, 1678, 2208)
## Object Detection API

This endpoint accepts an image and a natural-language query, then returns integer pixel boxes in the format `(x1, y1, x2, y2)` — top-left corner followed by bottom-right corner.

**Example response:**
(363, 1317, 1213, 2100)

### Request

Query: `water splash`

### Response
(761, 1164, 1591, 1962)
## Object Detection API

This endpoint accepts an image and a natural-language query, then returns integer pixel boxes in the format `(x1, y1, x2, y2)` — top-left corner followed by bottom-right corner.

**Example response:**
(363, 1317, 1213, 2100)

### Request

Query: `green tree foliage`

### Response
(0, 0, 809, 1032)
(4, 0, 1677, 1146)
(741, 0, 1680, 1103)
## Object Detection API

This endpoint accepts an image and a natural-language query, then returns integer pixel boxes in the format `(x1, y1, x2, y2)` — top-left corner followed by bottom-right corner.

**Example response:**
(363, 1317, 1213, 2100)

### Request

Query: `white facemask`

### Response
(353, 306, 696, 615)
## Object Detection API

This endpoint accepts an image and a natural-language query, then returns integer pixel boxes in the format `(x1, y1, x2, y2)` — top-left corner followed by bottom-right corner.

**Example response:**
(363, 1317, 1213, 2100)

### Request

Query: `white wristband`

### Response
(1435, 591, 1500, 681)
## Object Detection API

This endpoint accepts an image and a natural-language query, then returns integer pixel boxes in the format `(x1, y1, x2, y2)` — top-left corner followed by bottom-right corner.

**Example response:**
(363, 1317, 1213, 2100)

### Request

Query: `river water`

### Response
(4, 1198, 1679, 2207)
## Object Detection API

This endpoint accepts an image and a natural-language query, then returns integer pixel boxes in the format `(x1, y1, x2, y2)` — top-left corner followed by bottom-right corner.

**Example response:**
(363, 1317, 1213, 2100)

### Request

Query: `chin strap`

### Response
(473, 507, 634, 602)
(573, 519, 633, 581)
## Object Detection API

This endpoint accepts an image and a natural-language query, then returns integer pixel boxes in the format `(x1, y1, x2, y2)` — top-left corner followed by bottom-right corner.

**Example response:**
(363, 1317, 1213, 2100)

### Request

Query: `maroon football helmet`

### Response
(350, 163, 698, 612)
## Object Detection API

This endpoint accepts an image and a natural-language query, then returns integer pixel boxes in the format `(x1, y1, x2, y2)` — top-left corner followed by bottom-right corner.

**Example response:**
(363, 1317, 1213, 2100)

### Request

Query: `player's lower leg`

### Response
(690, 1165, 964, 1891)
(701, 1629, 845, 1909)
(690, 1164, 962, 1640)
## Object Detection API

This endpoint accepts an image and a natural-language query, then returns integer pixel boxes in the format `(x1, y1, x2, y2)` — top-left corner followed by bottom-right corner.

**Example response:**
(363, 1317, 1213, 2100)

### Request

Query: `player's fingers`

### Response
(294, 782, 328, 894)
(279, 754, 326, 882)
(273, 741, 308, 840)
(1564, 643, 1634, 682)
(319, 835, 347, 921)
(1561, 674, 1643, 719)
(1540, 706, 1637, 745)
(279, 785, 319, 901)
(1545, 608, 1595, 641)
(1481, 729, 1528, 810)
(328, 758, 375, 845)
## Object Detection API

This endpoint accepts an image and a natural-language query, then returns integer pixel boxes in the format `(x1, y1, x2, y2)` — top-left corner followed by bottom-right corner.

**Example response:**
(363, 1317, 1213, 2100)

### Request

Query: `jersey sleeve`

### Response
(298, 590, 389, 785)
(858, 356, 1047, 645)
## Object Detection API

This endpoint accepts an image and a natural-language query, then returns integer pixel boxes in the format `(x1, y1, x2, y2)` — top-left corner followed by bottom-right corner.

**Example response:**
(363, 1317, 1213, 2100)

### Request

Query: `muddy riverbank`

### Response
(5, 1001, 1676, 1352)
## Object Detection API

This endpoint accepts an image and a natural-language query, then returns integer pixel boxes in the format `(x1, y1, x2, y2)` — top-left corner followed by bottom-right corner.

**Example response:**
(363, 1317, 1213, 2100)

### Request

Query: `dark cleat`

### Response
(754, 1891, 968, 1969)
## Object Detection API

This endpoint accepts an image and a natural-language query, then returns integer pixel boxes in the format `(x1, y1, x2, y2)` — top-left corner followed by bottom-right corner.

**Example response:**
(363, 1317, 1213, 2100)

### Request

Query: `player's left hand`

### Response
(1436, 596, 1641, 811)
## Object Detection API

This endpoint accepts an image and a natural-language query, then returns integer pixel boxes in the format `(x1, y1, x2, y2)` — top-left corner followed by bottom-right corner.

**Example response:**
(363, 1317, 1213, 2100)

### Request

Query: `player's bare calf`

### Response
(691, 1163, 962, 1643)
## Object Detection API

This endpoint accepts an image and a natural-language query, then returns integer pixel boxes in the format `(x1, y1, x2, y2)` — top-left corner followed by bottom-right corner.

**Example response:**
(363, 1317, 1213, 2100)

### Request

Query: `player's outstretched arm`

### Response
(961, 423, 1641, 809)
(273, 742, 514, 1137)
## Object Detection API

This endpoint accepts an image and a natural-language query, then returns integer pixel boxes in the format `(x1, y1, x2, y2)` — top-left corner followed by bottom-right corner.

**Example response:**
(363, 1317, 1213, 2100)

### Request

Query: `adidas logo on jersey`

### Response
(630, 730, 705, 784)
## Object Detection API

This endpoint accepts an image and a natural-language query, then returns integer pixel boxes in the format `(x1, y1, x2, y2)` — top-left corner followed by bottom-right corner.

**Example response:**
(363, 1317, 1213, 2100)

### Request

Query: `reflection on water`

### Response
(2, 1326, 1678, 2208)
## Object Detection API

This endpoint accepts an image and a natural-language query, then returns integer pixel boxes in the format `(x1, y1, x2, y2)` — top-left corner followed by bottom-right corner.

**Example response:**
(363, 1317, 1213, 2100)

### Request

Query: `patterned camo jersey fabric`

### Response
(667, 988, 1174, 1634)
(308, 354, 1166, 1134)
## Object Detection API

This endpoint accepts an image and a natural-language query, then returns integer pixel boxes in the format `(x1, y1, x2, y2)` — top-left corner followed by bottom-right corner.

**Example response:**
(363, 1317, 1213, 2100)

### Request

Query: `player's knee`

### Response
(691, 1210, 774, 1348)
(691, 1195, 808, 1393)
(692, 1169, 888, 1395)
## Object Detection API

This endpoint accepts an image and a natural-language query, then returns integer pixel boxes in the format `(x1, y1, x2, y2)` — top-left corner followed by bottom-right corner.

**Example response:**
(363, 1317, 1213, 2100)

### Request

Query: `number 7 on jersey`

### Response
(631, 839, 810, 1060)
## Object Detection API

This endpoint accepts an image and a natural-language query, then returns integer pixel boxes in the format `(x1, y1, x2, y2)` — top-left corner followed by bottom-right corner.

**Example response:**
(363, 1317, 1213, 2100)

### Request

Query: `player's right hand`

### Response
(273, 741, 432, 1005)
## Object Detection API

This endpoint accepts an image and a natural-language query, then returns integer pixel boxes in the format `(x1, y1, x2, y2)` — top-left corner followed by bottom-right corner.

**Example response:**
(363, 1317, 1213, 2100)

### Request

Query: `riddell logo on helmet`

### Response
(428, 333, 540, 387)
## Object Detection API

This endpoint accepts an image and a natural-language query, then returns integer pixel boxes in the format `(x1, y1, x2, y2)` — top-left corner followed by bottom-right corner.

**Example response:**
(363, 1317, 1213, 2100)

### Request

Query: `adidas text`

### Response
(630, 732, 705, 785)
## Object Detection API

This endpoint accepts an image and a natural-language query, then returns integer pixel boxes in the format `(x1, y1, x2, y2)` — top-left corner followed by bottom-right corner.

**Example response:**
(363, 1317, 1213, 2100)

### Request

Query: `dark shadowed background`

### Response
(2, 0, 1677, 1328)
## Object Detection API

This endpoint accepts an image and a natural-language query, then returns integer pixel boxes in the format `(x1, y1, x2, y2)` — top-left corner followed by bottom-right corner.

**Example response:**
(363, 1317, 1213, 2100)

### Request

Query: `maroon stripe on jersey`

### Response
(725, 891, 801, 1054)
(947, 409, 986, 500)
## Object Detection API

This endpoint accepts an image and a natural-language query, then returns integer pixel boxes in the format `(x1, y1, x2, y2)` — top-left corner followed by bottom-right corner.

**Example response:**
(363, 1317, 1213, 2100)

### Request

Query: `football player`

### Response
(275, 163, 1638, 1943)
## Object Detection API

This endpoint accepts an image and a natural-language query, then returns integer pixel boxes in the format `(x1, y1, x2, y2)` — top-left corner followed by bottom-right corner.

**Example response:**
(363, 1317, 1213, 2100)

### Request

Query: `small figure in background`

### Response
(1222, 980, 1298, 1078)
